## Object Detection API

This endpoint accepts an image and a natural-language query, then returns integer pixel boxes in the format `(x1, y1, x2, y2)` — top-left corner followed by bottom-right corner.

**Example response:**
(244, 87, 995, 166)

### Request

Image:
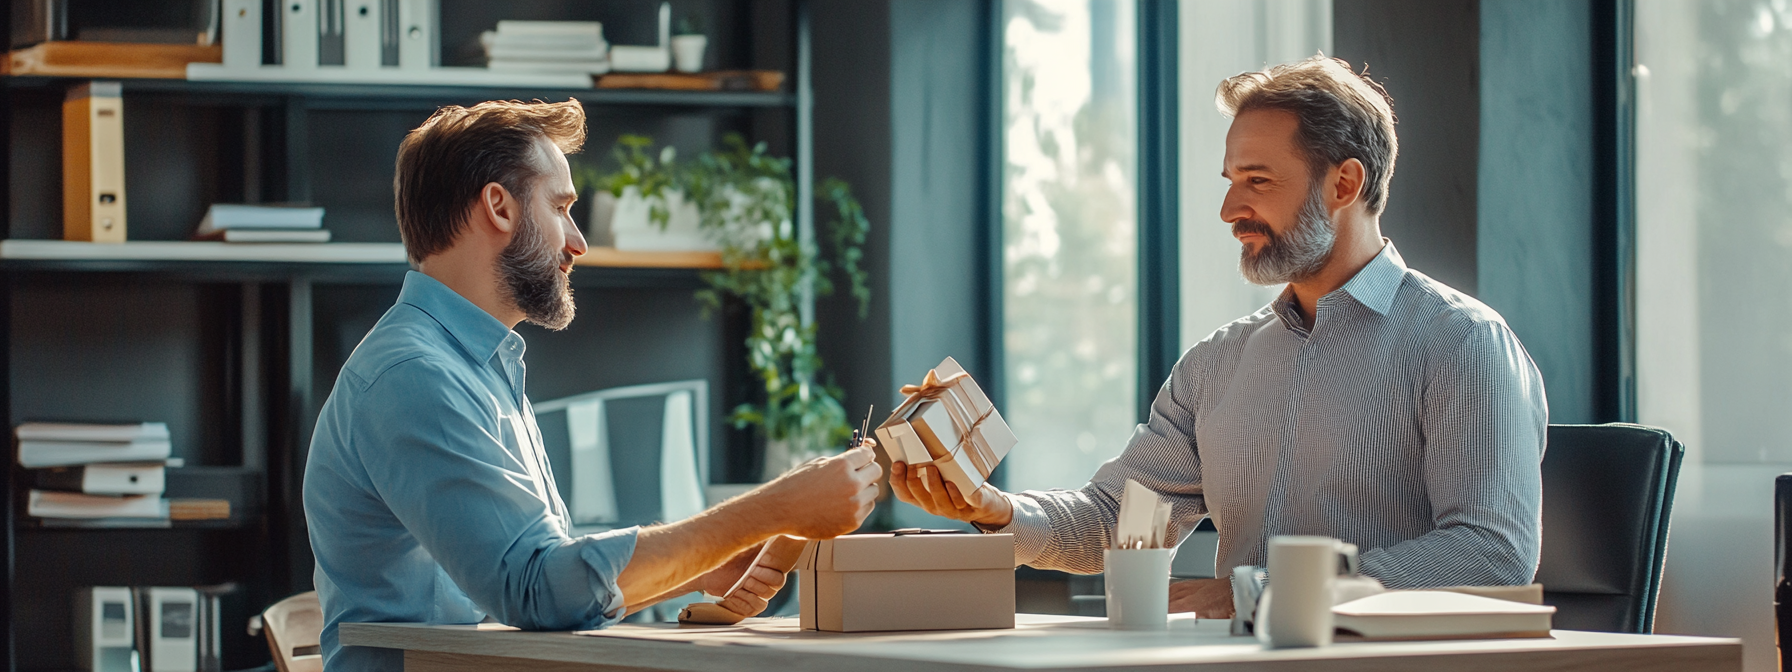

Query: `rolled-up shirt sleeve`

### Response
(1357, 320, 1547, 587)
(356, 356, 638, 630)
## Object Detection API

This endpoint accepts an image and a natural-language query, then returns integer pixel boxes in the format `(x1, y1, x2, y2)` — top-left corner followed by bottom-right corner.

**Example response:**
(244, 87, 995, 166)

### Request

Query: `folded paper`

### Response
(876, 357, 1018, 496)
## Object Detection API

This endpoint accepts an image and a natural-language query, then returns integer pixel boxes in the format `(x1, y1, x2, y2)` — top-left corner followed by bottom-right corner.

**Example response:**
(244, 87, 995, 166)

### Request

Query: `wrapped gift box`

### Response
(798, 533, 1015, 632)
(874, 357, 1018, 495)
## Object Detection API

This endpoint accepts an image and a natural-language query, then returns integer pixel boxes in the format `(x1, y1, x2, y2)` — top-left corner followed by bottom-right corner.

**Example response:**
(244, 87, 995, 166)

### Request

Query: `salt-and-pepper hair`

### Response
(1216, 56, 1398, 216)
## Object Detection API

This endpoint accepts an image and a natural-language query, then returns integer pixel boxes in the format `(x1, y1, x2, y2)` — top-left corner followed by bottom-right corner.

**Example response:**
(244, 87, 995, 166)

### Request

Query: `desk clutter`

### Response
(76, 584, 235, 672)
(17, 422, 229, 527)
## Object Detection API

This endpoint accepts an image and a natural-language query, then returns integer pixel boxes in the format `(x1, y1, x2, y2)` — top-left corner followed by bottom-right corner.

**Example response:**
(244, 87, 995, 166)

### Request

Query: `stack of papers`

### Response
(194, 204, 328, 243)
(17, 422, 175, 525)
(483, 21, 611, 75)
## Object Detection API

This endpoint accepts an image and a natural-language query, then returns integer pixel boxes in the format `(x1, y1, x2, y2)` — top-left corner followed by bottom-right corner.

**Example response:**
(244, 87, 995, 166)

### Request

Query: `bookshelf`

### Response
(2, 1, 809, 669)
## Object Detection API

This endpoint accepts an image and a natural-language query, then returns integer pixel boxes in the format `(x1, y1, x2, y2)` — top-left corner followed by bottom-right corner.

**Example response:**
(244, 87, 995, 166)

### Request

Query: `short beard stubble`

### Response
(497, 202, 577, 331)
(1235, 180, 1336, 286)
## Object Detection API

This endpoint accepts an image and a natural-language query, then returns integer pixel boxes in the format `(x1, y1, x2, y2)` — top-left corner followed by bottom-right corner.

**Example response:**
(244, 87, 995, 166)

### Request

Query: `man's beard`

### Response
(1235, 183, 1336, 286)
(497, 206, 576, 330)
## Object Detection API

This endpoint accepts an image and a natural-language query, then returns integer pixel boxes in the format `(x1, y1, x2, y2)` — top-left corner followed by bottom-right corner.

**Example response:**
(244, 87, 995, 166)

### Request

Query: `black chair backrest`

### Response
(1537, 423, 1683, 633)
(1775, 473, 1792, 671)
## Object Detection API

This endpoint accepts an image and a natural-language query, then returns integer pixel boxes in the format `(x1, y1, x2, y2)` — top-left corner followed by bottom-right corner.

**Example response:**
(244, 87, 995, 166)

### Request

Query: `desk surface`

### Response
(340, 613, 1742, 672)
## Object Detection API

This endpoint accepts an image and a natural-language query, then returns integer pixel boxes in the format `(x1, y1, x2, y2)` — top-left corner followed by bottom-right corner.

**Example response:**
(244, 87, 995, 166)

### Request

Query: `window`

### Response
(1177, 1, 1331, 348)
(1000, 0, 1138, 492)
(1635, 0, 1792, 660)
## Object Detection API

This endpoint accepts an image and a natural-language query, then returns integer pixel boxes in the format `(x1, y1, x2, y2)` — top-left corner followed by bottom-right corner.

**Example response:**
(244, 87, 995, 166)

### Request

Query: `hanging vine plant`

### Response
(578, 134, 870, 472)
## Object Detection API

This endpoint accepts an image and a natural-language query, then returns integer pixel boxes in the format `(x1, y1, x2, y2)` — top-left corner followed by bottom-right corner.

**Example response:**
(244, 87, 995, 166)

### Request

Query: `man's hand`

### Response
(751, 441, 882, 539)
(889, 461, 1015, 528)
(1168, 578, 1235, 619)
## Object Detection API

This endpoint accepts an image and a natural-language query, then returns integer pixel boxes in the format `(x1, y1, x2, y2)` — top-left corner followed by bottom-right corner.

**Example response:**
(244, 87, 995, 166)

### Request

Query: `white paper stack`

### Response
(18, 422, 175, 525)
(483, 21, 611, 75)
(194, 204, 330, 243)
(17, 422, 172, 468)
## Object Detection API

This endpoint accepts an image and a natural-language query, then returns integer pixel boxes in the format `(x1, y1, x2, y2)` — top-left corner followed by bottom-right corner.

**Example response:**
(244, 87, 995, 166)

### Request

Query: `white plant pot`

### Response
(671, 35, 707, 73)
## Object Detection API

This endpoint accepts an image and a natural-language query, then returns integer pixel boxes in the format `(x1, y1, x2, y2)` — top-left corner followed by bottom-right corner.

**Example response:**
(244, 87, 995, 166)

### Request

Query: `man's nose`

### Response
(564, 218, 589, 256)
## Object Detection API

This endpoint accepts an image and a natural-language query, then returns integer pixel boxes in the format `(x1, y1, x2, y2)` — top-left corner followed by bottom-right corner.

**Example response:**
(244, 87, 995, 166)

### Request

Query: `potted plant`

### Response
(577, 134, 870, 480)
(671, 15, 707, 73)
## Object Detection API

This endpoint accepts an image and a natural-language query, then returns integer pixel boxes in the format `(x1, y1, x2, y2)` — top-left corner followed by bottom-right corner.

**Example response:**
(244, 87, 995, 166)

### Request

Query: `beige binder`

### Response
(62, 81, 126, 242)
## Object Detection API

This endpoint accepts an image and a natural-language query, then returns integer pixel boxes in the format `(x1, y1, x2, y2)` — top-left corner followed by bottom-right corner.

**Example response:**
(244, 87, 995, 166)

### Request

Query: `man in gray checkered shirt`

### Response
(892, 55, 1547, 618)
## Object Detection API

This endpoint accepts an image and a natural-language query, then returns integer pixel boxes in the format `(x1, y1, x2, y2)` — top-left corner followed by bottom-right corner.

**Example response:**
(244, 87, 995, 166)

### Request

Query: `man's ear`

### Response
(478, 182, 521, 234)
(1329, 158, 1367, 211)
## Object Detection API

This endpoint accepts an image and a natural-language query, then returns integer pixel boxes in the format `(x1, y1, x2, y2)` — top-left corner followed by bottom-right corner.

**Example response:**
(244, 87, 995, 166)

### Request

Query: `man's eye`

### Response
(1250, 177, 1268, 186)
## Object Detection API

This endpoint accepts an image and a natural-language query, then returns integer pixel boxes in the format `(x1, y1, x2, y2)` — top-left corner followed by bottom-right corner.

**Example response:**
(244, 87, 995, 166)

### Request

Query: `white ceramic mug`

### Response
(1104, 548, 1174, 630)
(1257, 536, 1358, 648)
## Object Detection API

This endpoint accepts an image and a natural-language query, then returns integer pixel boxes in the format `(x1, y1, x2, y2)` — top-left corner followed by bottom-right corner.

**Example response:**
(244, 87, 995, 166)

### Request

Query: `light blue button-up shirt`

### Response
(304, 272, 638, 671)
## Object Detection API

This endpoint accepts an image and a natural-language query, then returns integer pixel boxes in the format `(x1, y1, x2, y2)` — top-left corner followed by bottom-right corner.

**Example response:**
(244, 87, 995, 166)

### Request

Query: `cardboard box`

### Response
(875, 357, 1018, 495)
(798, 533, 1016, 632)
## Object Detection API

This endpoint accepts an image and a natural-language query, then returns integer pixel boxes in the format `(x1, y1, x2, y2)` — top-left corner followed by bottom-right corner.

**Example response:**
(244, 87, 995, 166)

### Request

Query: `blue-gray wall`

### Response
(1476, 0, 1598, 423)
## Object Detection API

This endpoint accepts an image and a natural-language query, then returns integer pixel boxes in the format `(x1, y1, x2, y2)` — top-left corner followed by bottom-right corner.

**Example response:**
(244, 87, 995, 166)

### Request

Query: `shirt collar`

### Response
(397, 271, 517, 363)
(1335, 240, 1405, 316)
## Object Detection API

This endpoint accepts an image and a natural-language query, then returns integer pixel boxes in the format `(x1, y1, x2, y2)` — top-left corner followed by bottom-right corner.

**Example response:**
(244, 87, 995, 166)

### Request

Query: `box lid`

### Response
(801, 533, 1014, 572)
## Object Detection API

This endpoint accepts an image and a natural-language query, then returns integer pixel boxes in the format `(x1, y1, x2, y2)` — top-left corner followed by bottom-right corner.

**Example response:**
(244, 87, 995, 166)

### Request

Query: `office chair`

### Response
(1536, 423, 1684, 633)
(1775, 473, 1792, 671)
(256, 591, 322, 672)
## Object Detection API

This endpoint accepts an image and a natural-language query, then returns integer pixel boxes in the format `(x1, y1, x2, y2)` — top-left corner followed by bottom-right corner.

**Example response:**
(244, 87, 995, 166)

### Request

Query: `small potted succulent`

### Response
(671, 15, 707, 73)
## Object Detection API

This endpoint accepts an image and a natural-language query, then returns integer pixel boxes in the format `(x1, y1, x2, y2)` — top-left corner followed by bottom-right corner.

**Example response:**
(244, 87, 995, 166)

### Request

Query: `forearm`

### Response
(616, 493, 785, 607)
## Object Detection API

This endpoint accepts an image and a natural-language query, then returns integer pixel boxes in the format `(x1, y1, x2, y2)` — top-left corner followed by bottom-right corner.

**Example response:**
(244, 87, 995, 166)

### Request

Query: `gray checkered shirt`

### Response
(994, 242, 1548, 588)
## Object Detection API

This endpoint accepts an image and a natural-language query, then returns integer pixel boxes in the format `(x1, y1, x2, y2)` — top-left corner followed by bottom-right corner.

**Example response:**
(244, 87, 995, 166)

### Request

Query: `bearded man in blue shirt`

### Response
(303, 100, 882, 671)
(893, 56, 1548, 618)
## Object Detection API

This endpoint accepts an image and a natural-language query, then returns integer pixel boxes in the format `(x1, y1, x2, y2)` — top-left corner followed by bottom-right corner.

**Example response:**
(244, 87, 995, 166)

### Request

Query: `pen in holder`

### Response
(1104, 479, 1175, 630)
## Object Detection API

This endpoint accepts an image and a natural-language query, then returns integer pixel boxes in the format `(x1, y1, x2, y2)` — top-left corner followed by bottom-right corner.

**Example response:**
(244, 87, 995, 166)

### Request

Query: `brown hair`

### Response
(1215, 56, 1397, 215)
(393, 99, 587, 263)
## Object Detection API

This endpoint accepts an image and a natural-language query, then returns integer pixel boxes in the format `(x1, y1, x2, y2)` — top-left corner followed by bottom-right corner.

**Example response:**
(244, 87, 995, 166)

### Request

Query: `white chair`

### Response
(255, 591, 322, 672)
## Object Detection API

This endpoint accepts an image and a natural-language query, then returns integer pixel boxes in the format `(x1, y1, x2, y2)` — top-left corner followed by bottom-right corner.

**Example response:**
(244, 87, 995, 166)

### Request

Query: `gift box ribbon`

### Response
(899, 369, 998, 478)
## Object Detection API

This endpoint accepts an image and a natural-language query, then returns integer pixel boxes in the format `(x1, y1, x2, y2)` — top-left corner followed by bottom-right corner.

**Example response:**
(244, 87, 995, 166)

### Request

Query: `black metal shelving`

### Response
(2, 2, 813, 669)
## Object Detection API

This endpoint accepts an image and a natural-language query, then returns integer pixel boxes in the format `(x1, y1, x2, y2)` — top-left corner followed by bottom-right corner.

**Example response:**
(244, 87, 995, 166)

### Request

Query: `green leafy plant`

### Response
(578, 134, 871, 460)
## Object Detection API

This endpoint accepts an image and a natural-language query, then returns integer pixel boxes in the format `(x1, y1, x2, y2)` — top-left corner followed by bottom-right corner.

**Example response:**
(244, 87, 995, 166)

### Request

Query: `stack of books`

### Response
(19, 422, 231, 527)
(21, 422, 172, 525)
(482, 21, 611, 75)
(193, 204, 328, 243)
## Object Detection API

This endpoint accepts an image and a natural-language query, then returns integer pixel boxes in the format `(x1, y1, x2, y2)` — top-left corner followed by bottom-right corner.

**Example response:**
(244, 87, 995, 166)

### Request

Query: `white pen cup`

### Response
(1103, 548, 1174, 630)
(1258, 536, 1359, 649)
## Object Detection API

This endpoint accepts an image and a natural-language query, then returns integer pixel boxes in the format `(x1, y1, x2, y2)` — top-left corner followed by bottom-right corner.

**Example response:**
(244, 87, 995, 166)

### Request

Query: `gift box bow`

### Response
(894, 368, 1004, 478)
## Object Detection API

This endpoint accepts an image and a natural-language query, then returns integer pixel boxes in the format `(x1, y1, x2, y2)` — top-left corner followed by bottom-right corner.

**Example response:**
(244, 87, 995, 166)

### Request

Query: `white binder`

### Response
(343, 0, 382, 70)
(74, 587, 134, 672)
(221, 0, 261, 69)
(142, 587, 199, 672)
(282, 0, 317, 69)
(398, 0, 436, 70)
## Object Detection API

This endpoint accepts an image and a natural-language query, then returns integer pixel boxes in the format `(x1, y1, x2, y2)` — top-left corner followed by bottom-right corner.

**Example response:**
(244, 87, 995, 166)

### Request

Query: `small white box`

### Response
(74, 587, 134, 672)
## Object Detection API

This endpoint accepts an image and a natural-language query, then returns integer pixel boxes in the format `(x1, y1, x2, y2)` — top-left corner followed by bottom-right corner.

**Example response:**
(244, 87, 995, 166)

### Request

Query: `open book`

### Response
(1332, 590, 1555, 640)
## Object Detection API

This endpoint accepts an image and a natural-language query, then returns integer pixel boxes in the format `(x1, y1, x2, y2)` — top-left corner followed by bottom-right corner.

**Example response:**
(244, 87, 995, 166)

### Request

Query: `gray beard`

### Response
(1239, 185, 1336, 286)
(497, 208, 576, 331)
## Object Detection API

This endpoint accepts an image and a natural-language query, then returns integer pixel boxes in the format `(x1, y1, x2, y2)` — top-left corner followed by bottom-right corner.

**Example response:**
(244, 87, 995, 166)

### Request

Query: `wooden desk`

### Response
(340, 614, 1742, 672)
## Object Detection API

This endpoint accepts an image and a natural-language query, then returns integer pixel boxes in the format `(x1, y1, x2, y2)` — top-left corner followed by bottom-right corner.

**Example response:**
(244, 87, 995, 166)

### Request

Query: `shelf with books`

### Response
(1, 74, 795, 111)
(0, 241, 729, 288)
